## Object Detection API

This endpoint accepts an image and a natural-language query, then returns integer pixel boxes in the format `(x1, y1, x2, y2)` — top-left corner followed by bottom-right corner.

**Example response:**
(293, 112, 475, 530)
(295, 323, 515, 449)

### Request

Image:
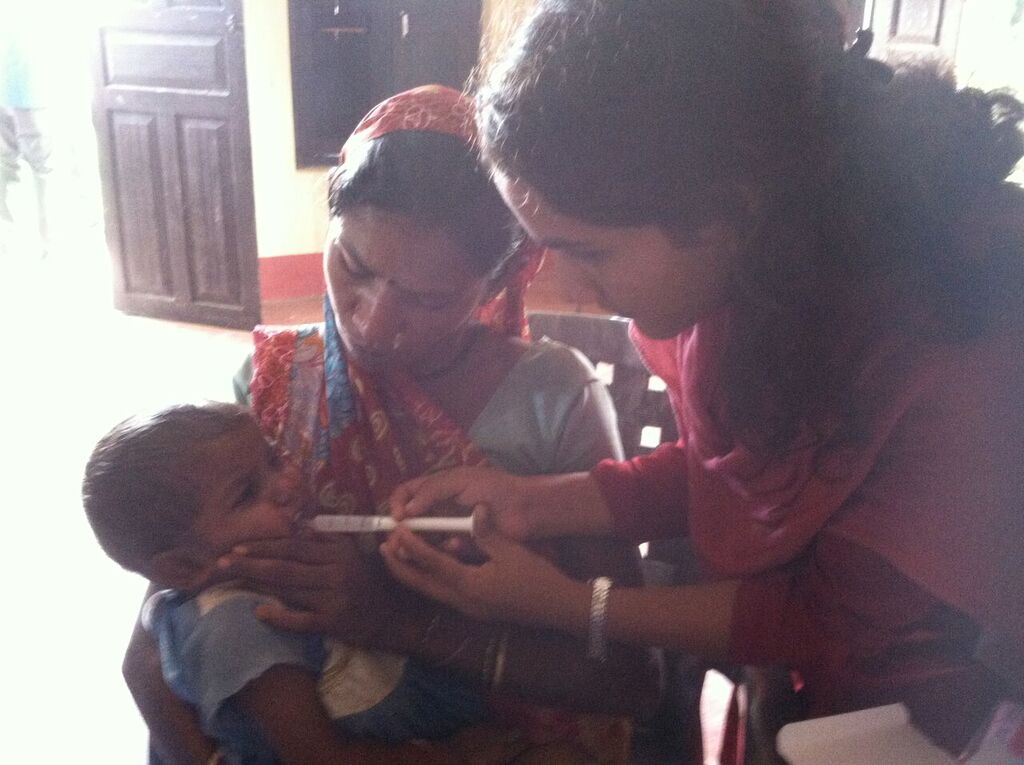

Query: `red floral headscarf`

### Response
(340, 84, 543, 338)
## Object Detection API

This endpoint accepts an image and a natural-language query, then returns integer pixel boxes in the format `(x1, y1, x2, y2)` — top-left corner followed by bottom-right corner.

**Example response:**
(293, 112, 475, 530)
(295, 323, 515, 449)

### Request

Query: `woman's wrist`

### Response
(393, 602, 508, 686)
(537, 574, 592, 635)
(525, 472, 614, 537)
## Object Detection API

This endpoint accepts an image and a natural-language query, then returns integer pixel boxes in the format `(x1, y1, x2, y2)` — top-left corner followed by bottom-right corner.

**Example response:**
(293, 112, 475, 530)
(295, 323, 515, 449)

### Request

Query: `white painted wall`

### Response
(956, 2, 1024, 182)
(481, 0, 536, 66)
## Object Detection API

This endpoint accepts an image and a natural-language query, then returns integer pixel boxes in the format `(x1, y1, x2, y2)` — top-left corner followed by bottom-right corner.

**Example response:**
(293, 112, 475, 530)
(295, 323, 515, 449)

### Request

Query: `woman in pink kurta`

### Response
(375, 0, 1024, 759)
(591, 288, 1023, 752)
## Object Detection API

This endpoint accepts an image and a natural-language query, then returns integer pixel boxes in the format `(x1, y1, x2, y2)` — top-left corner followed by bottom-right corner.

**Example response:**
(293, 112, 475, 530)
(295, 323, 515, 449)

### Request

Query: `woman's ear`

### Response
(149, 548, 212, 591)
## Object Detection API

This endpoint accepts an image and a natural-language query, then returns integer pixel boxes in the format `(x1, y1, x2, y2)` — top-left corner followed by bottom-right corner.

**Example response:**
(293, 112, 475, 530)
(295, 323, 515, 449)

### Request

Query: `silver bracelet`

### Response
(588, 576, 613, 661)
(433, 636, 471, 668)
(491, 629, 510, 689)
(417, 612, 442, 650)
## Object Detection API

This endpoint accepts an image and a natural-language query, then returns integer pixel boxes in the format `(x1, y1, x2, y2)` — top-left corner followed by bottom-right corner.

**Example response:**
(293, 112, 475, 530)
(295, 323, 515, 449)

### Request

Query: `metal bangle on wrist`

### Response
(588, 576, 613, 661)
(481, 627, 510, 689)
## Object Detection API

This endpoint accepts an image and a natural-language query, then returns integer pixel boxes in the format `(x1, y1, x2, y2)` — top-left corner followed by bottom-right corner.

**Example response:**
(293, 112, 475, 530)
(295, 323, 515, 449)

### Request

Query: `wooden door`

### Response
(93, 0, 260, 329)
(867, 0, 966, 65)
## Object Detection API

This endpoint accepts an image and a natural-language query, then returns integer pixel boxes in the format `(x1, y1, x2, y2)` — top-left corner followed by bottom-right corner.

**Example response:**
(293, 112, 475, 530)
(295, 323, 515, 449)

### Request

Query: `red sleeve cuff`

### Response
(591, 441, 689, 543)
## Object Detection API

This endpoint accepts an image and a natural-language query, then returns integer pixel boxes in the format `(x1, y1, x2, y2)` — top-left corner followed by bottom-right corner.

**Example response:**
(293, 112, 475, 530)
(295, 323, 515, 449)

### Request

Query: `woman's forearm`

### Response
(537, 578, 740, 660)
(521, 471, 615, 537)
(376, 516, 663, 715)
(493, 621, 663, 716)
(369, 586, 661, 717)
(124, 601, 217, 765)
(606, 580, 739, 658)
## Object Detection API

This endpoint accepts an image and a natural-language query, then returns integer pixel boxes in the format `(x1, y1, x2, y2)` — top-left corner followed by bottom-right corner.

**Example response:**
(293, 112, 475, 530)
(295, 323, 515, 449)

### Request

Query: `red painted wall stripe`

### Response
(259, 252, 325, 301)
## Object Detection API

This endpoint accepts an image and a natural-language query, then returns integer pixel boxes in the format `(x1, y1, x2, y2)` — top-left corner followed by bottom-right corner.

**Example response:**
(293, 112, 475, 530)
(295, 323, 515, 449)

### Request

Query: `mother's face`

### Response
(324, 207, 489, 375)
(494, 171, 738, 339)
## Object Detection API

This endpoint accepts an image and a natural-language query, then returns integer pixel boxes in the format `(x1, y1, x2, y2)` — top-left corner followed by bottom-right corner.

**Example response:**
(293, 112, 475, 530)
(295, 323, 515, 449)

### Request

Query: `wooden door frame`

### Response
(93, 0, 260, 329)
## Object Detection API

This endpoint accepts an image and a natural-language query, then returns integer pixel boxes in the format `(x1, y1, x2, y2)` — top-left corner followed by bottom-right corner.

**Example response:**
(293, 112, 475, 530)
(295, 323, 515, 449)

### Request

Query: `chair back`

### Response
(527, 311, 678, 458)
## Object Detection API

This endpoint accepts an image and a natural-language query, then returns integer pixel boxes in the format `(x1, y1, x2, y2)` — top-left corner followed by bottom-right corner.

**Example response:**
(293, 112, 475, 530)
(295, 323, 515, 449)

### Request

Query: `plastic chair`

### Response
(527, 311, 678, 458)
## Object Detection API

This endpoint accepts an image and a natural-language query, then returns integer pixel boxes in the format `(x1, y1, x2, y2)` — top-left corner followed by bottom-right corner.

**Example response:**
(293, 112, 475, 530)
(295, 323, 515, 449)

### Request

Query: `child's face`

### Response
(188, 418, 303, 556)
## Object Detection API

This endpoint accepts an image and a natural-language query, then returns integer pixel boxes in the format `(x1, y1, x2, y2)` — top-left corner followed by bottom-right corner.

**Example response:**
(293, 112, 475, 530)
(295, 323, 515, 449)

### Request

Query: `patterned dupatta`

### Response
(250, 316, 633, 764)
(250, 303, 489, 521)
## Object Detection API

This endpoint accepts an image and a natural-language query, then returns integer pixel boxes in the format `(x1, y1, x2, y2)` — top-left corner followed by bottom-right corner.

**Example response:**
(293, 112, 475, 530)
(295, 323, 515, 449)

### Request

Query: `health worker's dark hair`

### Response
(479, 0, 1024, 457)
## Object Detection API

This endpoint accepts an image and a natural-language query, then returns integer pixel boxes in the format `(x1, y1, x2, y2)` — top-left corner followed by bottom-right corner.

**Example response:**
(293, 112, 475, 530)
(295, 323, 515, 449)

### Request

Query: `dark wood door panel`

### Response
(177, 116, 242, 306)
(93, 0, 259, 329)
(289, 0, 384, 167)
(100, 29, 230, 95)
(108, 111, 174, 299)
(289, 0, 482, 168)
(869, 0, 965, 65)
(392, 0, 482, 93)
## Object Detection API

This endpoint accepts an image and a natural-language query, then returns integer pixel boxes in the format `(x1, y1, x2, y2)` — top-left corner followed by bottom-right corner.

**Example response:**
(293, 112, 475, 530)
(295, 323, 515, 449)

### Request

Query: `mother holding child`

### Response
(89, 84, 659, 765)
(87, 0, 1024, 762)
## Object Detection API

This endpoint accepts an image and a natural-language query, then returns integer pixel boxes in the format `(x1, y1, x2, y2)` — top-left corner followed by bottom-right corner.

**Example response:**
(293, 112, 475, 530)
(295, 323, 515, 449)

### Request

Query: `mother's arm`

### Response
(220, 534, 662, 718)
(373, 556, 663, 718)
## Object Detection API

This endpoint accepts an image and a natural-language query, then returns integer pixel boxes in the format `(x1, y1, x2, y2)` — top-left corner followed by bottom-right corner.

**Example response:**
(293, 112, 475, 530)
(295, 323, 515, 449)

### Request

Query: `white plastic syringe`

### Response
(308, 515, 474, 534)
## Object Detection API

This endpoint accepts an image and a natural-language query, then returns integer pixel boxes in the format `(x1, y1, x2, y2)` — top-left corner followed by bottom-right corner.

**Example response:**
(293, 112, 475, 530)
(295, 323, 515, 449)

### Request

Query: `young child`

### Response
(82, 403, 484, 765)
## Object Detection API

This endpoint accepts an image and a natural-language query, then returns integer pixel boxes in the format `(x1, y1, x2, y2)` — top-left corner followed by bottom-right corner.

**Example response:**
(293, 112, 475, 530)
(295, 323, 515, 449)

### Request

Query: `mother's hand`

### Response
(380, 509, 590, 633)
(214, 534, 385, 642)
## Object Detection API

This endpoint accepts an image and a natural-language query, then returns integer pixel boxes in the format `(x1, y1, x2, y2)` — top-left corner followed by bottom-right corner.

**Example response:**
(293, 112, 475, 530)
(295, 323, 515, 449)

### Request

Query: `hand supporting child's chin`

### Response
(208, 533, 390, 644)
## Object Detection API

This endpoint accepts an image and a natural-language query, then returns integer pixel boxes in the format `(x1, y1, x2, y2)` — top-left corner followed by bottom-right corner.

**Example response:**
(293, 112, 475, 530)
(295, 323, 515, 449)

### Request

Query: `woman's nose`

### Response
(353, 282, 404, 350)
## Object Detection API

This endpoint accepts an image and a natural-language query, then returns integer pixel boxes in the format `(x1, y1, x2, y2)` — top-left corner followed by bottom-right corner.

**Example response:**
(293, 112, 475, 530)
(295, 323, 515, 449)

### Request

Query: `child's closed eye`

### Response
(232, 479, 258, 508)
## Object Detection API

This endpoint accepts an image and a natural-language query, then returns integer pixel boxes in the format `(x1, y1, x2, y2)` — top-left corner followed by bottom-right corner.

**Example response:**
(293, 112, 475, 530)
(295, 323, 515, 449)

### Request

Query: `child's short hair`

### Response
(82, 402, 254, 573)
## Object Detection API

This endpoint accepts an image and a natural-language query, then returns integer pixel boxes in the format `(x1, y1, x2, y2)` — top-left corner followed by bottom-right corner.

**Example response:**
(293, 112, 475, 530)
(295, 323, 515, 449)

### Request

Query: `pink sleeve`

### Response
(590, 441, 688, 542)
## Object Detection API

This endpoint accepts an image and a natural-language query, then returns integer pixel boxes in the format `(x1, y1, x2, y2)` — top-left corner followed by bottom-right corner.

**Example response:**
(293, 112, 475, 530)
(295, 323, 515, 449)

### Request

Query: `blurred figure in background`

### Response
(0, 9, 53, 257)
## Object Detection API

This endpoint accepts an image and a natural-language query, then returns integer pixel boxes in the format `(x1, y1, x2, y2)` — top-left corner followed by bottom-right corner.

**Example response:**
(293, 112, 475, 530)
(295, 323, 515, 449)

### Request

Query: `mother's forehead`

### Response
(328, 209, 484, 289)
